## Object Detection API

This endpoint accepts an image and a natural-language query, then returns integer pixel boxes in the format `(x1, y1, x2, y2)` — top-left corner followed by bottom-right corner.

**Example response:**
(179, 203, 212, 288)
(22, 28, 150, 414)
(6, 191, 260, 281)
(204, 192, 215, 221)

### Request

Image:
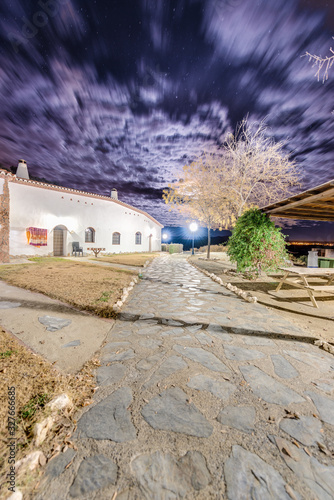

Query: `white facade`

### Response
(2, 171, 162, 257)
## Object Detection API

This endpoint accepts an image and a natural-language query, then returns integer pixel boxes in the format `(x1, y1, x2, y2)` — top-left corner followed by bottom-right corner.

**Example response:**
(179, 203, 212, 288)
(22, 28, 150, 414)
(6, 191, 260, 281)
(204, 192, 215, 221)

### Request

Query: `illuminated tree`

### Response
(163, 119, 300, 258)
(222, 119, 301, 218)
(163, 153, 232, 259)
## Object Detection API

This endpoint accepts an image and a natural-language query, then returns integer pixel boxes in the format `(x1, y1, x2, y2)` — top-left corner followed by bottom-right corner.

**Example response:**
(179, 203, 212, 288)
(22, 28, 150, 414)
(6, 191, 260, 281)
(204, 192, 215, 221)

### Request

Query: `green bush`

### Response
(168, 244, 183, 254)
(227, 208, 289, 277)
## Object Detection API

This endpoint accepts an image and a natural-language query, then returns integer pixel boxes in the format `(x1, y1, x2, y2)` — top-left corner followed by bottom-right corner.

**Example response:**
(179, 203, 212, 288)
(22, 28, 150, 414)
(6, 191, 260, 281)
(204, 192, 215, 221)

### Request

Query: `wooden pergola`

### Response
(261, 179, 334, 222)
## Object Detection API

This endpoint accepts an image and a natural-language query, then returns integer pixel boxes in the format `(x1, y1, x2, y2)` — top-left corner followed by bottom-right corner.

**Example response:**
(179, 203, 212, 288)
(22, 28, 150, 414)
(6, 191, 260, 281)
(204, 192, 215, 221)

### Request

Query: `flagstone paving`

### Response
(37, 254, 334, 499)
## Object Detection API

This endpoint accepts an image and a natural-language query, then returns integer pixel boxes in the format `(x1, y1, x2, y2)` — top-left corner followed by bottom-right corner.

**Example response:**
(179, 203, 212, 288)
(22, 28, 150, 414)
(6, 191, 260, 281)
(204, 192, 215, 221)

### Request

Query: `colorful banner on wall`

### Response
(26, 227, 47, 247)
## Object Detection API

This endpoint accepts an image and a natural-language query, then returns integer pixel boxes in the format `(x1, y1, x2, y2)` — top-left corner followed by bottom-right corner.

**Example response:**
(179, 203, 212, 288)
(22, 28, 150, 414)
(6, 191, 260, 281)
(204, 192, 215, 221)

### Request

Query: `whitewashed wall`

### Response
(9, 181, 162, 256)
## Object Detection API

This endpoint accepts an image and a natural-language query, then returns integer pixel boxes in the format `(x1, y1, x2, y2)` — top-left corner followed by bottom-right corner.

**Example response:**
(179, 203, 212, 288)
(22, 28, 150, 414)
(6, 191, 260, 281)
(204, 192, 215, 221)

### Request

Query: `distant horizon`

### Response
(162, 225, 334, 250)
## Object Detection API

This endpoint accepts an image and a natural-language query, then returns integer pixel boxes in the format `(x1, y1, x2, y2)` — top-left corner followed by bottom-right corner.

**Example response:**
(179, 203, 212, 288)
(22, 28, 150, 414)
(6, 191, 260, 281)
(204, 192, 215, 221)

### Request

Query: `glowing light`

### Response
(162, 233, 168, 240)
(189, 222, 198, 232)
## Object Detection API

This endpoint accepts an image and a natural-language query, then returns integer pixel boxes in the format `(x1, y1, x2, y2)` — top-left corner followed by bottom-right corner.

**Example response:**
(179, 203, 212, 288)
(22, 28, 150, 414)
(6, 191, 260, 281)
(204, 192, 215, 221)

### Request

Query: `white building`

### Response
(0, 161, 163, 262)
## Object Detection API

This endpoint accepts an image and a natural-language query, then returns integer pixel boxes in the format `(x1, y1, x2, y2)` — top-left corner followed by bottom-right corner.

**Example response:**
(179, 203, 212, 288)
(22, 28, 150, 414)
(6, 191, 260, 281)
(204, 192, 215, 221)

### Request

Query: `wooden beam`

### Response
(270, 213, 334, 221)
(283, 206, 334, 214)
(266, 186, 334, 214)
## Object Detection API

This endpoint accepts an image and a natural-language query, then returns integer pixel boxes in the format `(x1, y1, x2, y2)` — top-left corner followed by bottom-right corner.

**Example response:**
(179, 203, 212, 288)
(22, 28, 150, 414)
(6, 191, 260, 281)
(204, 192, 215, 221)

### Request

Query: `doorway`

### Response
(53, 225, 66, 256)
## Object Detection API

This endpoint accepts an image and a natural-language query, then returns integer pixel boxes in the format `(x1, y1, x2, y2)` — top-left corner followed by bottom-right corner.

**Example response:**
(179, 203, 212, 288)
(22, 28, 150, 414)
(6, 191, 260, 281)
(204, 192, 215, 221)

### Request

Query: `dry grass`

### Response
(0, 327, 98, 498)
(0, 258, 137, 317)
(93, 252, 157, 267)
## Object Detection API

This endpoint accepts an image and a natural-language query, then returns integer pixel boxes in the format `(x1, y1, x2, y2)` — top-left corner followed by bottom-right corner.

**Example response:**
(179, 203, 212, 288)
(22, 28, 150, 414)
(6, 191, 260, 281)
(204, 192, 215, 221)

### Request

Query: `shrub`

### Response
(227, 208, 289, 277)
(198, 244, 228, 253)
(168, 244, 183, 254)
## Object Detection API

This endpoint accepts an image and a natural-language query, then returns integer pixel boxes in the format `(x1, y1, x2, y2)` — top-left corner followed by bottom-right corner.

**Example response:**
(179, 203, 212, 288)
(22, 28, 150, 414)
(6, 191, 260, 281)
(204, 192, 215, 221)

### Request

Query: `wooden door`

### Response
(53, 228, 64, 256)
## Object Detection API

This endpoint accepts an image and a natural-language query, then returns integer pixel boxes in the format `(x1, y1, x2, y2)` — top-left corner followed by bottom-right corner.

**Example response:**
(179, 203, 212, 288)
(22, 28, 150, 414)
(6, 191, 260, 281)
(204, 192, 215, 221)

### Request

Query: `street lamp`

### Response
(189, 222, 198, 255)
(162, 233, 168, 241)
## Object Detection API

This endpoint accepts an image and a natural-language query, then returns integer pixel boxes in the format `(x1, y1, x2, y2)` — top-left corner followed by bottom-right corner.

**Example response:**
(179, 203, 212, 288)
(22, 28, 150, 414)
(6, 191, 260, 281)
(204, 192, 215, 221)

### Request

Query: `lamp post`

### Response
(189, 222, 198, 255)
(162, 233, 168, 252)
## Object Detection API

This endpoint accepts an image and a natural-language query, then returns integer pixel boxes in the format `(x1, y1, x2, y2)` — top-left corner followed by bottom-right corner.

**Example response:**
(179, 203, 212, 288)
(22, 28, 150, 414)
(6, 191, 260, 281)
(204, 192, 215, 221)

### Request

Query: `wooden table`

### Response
(275, 267, 334, 308)
(87, 247, 105, 258)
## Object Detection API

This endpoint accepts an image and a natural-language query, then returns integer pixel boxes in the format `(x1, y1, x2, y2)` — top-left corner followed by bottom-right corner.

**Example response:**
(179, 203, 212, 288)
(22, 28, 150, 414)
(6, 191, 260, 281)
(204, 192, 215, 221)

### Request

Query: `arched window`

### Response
(85, 227, 95, 243)
(112, 232, 121, 245)
(135, 231, 142, 245)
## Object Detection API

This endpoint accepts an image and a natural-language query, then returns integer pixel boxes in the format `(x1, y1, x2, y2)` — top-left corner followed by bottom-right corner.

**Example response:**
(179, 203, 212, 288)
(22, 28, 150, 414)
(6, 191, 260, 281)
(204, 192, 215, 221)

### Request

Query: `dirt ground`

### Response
(0, 258, 137, 318)
(0, 327, 97, 497)
(190, 253, 334, 344)
(91, 252, 157, 267)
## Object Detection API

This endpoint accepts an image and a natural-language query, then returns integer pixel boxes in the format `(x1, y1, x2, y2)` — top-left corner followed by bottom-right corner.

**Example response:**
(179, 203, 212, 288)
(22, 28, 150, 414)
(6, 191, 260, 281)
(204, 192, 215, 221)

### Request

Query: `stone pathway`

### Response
(37, 254, 334, 499)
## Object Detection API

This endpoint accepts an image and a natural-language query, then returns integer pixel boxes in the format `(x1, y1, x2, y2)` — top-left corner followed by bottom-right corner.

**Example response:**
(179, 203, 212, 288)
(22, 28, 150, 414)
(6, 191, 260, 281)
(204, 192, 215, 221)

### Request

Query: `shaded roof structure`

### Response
(261, 179, 334, 222)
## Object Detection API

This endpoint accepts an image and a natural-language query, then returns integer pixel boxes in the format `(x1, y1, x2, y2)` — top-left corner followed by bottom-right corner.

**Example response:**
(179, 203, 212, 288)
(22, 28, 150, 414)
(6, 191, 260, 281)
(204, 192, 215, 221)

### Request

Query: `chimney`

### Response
(111, 188, 118, 200)
(16, 159, 29, 180)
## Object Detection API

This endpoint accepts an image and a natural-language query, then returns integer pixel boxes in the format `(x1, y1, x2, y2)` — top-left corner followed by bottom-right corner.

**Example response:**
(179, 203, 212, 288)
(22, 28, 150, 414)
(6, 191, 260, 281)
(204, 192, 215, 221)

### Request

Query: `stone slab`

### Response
(103, 342, 131, 351)
(275, 436, 334, 500)
(195, 332, 214, 346)
(77, 387, 136, 442)
(161, 328, 184, 337)
(305, 391, 334, 426)
(187, 374, 236, 401)
(144, 356, 187, 388)
(46, 448, 76, 478)
(38, 315, 71, 332)
(69, 455, 117, 498)
(176, 335, 193, 341)
(131, 450, 210, 499)
(101, 349, 135, 363)
(217, 406, 256, 434)
(137, 325, 163, 335)
(224, 345, 265, 361)
(311, 379, 334, 395)
(279, 416, 324, 446)
(240, 365, 305, 405)
(271, 354, 299, 379)
(141, 387, 213, 437)
(206, 324, 232, 342)
(136, 353, 164, 371)
(225, 445, 295, 500)
(186, 325, 203, 333)
(284, 350, 334, 373)
(61, 340, 81, 348)
(173, 345, 230, 373)
(138, 339, 163, 349)
(96, 363, 126, 386)
(242, 336, 275, 346)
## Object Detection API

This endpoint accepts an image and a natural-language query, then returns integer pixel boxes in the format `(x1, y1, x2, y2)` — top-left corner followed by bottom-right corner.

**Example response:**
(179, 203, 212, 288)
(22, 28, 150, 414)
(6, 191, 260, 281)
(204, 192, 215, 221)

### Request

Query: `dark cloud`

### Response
(0, 0, 333, 229)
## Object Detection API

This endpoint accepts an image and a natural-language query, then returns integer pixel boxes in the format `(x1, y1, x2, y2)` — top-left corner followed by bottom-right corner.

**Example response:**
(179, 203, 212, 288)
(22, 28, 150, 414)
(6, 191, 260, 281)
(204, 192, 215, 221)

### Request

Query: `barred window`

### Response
(135, 231, 142, 245)
(85, 227, 95, 243)
(112, 232, 121, 245)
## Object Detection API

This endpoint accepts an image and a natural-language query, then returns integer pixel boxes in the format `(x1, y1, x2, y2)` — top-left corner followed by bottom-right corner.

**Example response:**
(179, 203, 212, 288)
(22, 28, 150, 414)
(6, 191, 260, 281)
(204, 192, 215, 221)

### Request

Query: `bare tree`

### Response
(163, 119, 300, 258)
(163, 153, 231, 258)
(305, 39, 334, 82)
(221, 119, 301, 217)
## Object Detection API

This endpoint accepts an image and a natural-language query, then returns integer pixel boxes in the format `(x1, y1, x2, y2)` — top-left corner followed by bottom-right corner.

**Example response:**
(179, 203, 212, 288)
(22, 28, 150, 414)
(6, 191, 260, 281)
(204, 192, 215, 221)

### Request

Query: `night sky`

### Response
(0, 0, 334, 239)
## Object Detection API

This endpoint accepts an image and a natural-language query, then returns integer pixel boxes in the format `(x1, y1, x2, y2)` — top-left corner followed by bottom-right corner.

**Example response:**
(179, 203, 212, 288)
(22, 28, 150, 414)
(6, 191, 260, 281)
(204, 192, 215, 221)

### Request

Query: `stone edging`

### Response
(188, 258, 258, 304)
(112, 259, 151, 313)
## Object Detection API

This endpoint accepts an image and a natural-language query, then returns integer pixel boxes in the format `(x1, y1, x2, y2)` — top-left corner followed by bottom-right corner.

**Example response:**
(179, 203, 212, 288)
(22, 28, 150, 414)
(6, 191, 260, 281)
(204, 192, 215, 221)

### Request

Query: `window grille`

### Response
(135, 231, 142, 245)
(112, 232, 121, 245)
